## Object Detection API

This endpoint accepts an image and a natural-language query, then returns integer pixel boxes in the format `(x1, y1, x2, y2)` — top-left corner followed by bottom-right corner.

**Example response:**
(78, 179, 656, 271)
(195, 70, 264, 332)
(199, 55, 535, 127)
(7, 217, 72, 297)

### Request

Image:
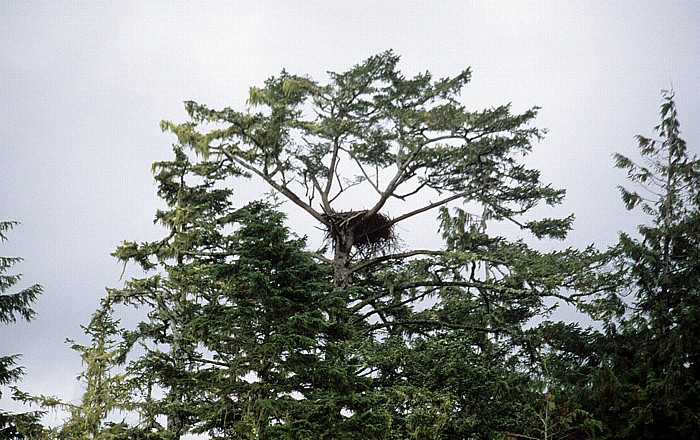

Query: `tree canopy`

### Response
(21, 54, 698, 439)
(65, 51, 611, 439)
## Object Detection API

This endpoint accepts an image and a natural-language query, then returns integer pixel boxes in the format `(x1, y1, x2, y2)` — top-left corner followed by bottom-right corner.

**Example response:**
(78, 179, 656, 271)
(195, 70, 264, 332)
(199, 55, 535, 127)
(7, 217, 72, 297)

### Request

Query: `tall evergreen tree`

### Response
(106, 147, 243, 439)
(77, 52, 614, 438)
(597, 90, 700, 438)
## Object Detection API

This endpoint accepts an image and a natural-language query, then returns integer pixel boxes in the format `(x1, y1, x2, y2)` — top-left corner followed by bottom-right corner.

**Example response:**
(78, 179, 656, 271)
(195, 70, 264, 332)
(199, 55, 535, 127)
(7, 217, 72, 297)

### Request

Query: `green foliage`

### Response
(596, 90, 700, 438)
(67, 52, 622, 438)
(0, 221, 46, 438)
(0, 222, 42, 324)
(56, 308, 132, 439)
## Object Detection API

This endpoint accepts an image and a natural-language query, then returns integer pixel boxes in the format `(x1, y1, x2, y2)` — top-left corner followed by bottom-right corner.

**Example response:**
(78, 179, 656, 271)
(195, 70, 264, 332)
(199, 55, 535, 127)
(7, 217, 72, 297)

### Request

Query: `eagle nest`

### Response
(323, 210, 396, 255)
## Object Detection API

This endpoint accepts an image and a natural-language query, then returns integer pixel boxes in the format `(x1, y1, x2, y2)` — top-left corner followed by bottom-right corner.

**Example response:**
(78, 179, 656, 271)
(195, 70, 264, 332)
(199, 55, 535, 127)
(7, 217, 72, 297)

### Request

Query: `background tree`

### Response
(53, 307, 132, 439)
(0, 221, 45, 438)
(594, 90, 700, 438)
(106, 147, 242, 439)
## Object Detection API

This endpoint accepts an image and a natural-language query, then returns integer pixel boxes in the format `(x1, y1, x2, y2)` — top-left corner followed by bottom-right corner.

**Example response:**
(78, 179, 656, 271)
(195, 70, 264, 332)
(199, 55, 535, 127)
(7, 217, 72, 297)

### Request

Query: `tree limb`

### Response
(219, 148, 328, 225)
(349, 249, 444, 273)
(387, 186, 486, 227)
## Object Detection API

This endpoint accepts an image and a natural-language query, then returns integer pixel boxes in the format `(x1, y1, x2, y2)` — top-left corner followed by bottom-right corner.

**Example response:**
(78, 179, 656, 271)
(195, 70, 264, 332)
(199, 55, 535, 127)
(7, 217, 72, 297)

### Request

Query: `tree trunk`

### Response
(331, 229, 354, 291)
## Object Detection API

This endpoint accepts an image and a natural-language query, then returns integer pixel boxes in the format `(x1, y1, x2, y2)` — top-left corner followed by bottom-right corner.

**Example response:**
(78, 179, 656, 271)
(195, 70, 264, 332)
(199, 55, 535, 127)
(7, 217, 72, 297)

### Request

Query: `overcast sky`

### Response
(1, 1, 699, 425)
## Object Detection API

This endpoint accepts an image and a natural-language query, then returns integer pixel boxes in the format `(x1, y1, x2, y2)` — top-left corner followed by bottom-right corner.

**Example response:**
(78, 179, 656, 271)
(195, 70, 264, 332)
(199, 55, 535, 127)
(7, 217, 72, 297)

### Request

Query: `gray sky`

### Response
(2, 1, 699, 425)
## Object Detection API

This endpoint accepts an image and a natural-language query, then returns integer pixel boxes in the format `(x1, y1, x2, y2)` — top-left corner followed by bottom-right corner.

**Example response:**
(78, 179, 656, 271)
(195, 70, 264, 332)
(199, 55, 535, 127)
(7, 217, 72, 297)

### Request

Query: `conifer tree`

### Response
(597, 90, 700, 438)
(84, 52, 614, 438)
(0, 221, 45, 438)
(56, 308, 131, 439)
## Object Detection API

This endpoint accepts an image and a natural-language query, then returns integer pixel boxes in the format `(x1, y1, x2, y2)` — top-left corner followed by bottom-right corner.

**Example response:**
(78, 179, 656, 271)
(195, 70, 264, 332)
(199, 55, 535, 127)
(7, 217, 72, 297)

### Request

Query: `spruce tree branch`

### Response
(308, 252, 333, 264)
(190, 356, 230, 368)
(349, 249, 443, 273)
(365, 319, 504, 335)
(353, 287, 440, 320)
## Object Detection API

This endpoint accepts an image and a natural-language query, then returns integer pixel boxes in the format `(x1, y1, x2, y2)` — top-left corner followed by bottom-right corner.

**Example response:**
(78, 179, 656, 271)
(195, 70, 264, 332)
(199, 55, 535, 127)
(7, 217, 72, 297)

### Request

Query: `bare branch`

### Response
(367, 132, 475, 218)
(352, 155, 383, 196)
(297, 156, 325, 205)
(388, 186, 486, 227)
(218, 148, 328, 225)
(392, 180, 430, 200)
(308, 252, 332, 264)
(329, 176, 365, 204)
(322, 136, 341, 208)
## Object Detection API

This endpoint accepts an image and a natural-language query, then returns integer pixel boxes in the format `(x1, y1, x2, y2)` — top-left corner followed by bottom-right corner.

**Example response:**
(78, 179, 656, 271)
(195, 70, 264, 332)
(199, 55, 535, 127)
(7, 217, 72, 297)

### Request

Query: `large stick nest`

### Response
(323, 210, 396, 255)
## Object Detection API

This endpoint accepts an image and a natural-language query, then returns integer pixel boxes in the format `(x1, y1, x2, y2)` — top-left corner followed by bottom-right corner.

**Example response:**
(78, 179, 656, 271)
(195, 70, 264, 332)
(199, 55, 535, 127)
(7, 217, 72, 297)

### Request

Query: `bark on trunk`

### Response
(332, 229, 354, 291)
